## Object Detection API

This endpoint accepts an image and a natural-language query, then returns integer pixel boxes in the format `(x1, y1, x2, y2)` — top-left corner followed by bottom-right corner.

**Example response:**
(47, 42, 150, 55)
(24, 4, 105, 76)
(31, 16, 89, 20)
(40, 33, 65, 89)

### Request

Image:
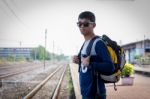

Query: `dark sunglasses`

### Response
(77, 21, 94, 28)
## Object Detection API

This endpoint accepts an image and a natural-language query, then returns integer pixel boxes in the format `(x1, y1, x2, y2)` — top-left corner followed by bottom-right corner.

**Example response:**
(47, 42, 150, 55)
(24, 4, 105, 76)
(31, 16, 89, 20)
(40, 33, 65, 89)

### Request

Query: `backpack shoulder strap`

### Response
(86, 36, 100, 56)
(77, 36, 99, 72)
(78, 42, 85, 72)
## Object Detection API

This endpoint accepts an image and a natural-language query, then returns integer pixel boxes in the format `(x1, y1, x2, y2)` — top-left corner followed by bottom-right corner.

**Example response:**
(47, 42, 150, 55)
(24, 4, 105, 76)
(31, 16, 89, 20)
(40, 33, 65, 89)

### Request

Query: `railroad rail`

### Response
(0, 65, 43, 79)
(23, 65, 67, 99)
(0, 62, 52, 80)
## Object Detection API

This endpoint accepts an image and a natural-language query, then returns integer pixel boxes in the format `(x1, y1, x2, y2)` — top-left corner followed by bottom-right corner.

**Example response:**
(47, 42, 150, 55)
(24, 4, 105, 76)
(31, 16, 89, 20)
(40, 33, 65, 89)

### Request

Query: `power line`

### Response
(10, 0, 19, 9)
(0, 0, 43, 44)
(1, 0, 31, 31)
(0, 1, 12, 19)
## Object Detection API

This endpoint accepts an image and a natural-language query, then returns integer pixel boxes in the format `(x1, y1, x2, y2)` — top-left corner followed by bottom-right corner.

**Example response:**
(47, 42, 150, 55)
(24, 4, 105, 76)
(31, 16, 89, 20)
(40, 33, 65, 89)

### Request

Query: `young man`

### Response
(73, 11, 115, 99)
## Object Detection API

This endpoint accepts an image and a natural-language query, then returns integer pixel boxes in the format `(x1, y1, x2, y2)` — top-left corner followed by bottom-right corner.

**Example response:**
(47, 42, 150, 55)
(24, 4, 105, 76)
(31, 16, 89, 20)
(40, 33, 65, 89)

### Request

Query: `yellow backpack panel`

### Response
(107, 46, 118, 63)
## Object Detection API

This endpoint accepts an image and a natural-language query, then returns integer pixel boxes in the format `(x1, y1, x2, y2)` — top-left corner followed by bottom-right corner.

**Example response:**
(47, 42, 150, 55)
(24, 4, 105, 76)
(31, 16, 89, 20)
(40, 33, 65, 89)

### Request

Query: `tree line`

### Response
(32, 45, 68, 61)
(0, 45, 68, 62)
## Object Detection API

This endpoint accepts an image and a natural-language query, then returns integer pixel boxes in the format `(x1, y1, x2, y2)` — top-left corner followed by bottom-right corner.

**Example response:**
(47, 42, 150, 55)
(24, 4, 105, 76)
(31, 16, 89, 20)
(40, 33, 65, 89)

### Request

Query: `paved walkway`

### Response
(70, 63, 81, 99)
(70, 63, 150, 99)
(134, 64, 150, 74)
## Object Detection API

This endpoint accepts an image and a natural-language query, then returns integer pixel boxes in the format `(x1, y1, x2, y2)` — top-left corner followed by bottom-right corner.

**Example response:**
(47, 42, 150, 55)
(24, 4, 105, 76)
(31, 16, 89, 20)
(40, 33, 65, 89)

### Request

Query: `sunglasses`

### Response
(77, 21, 94, 28)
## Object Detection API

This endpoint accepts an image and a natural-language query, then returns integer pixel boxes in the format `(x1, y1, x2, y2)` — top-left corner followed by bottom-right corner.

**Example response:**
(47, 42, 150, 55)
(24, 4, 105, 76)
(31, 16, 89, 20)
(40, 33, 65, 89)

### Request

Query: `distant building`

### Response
(0, 47, 35, 59)
(122, 39, 150, 63)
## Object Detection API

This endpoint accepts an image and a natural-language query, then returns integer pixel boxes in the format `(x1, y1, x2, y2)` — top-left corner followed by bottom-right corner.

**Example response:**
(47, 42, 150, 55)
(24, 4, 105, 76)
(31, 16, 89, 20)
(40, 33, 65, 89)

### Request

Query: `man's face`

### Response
(77, 18, 95, 36)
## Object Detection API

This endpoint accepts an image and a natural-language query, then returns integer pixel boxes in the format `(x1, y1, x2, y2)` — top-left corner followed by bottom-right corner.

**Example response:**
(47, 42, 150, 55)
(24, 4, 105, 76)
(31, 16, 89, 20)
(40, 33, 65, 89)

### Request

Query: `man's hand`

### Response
(82, 56, 90, 67)
(72, 55, 79, 64)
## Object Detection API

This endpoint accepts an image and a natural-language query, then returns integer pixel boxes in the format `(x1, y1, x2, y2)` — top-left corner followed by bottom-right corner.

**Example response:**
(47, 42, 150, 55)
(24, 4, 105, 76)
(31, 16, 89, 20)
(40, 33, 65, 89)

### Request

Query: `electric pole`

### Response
(44, 29, 47, 69)
(19, 41, 22, 47)
(143, 35, 145, 56)
(53, 40, 55, 61)
(119, 40, 122, 46)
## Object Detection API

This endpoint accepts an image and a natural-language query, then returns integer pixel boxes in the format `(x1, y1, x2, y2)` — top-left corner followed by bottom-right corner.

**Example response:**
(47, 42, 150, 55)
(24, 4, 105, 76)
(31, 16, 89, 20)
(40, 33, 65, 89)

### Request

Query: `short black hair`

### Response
(78, 11, 96, 22)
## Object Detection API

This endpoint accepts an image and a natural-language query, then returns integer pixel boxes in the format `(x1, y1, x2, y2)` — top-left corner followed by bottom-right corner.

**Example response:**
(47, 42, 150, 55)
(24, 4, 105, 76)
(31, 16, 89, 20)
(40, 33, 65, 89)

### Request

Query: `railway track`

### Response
(1, 62, 69, 99)
(0, 62, 52, 80)
(0, 65, 43, 79)
(23, 65, 67, 99)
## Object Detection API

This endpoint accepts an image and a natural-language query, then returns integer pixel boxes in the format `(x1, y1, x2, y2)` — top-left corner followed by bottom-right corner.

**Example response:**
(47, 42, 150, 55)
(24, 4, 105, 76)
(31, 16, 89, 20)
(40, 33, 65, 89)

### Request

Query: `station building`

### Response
(122, 39, 150, 63)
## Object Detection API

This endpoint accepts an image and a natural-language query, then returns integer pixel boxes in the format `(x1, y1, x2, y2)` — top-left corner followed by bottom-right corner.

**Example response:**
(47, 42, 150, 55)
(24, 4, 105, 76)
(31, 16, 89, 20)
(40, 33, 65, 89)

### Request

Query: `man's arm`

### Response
(90, 40, 115, 75)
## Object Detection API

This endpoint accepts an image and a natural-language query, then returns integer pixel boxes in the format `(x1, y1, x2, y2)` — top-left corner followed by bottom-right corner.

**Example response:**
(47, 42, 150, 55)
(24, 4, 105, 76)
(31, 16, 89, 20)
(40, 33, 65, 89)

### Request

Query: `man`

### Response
(73, 11, 115, 99)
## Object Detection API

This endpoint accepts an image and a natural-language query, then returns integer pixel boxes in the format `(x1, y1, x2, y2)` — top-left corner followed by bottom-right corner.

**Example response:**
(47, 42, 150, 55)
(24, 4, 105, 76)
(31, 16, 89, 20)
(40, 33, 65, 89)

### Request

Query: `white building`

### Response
(0, 47, 35, 59)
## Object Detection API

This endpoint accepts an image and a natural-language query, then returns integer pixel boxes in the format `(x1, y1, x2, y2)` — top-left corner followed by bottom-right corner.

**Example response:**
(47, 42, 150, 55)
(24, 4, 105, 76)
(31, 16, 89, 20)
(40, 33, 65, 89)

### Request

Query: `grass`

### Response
(66, 65, 76, 99)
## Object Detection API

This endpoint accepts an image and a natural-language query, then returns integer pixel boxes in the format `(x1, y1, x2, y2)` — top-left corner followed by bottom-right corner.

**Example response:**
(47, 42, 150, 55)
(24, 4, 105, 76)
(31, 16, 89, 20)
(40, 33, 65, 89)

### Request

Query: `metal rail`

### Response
(0, 65, 42, 80)
(51, 65, 67, 99)
(23, 65, 63, 99)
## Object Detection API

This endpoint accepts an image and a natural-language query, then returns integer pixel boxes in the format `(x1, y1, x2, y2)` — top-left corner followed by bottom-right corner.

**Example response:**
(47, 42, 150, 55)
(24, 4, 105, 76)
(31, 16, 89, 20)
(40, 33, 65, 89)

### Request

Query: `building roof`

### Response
(122, 39, 150, 47)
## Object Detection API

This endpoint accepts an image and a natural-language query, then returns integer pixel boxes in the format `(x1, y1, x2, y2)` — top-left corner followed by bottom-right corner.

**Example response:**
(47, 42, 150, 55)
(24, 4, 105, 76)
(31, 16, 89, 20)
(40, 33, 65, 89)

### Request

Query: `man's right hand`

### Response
(72, 55, 79, 64)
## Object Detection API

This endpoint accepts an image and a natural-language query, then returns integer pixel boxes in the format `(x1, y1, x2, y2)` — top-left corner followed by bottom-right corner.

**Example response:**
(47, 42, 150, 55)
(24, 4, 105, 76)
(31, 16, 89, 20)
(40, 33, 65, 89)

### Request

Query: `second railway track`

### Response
(0, 62, 52, 79)
(0, 62, 68, 99)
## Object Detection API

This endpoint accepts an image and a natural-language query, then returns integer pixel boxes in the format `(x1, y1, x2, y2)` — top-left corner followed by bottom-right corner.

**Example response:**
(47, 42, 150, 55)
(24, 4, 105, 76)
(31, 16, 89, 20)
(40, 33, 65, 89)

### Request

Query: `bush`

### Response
(16, 56, 26, 62)
(122, 63, 134, 77)
(134, 55, 150, 65)
(134, 55, 142, 59)
(7, 55, 16, 62)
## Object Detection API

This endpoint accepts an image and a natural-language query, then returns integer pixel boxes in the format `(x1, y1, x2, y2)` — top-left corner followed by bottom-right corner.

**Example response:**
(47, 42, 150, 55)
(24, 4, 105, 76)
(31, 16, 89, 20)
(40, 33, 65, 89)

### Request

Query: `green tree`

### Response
(31, 45, 51, 60)
(31, 45, 68, 61)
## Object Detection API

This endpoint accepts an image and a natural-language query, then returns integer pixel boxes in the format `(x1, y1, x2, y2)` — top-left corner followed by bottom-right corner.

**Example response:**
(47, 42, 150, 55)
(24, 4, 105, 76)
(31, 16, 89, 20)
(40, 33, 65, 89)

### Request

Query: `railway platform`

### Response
(70, 63, 150, 99)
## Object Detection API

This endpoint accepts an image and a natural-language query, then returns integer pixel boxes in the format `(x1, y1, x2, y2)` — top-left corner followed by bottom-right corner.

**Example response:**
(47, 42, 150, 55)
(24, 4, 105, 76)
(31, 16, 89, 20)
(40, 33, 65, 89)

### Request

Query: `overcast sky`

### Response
(0, 0, 150, 56)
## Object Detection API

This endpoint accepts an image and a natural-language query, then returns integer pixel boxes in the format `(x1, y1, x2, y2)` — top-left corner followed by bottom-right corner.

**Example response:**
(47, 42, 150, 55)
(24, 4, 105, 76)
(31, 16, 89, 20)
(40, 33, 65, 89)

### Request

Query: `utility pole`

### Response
(143, 35, 146, 56)
(19, 41, 22, 47)
(19, 41, 21, 61)
(119, 40, 122, 46)
(53, 40, 55, 61)
(44, 29, 47, 69)
(34, 48, 36, 61)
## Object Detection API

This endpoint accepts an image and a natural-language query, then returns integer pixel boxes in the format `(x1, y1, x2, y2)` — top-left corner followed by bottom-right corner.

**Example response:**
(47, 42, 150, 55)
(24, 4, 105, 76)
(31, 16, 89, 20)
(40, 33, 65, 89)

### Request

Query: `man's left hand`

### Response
(82, 56, 90, 67)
